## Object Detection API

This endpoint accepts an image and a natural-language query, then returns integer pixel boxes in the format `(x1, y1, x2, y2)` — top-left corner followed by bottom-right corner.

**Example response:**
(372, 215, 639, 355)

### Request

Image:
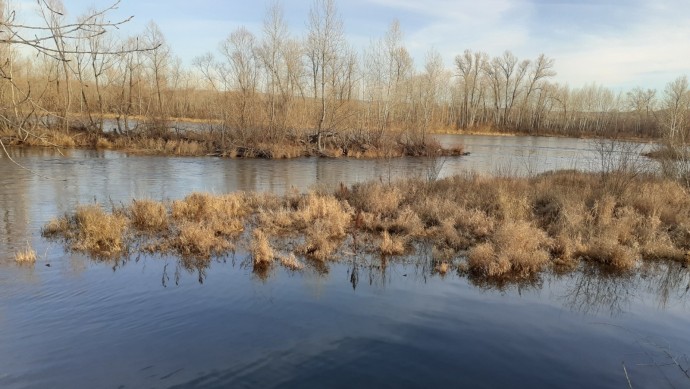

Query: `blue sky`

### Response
(14, 0, 690, 90)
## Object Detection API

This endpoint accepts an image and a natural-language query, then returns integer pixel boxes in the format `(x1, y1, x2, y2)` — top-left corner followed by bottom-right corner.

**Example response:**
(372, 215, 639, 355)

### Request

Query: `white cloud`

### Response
(362, 0, 690, 88)
(548, 1, 690, 88)
(362, 0, 532, 66)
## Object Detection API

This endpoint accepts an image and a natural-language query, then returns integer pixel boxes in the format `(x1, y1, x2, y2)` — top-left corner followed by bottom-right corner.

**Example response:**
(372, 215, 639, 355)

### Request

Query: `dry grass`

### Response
(96, 137, 113, 148)
(294, 193, 353, 261)
(250, 229, 274, 270)
(42, 216, 71, 236)
(172, 192, 247, 238)
(379, 231, 406, 256)
(68, 205, 129, 256)
(43, 170, 690, 279)
(14, 245, 37, 264)
(468, 221, 551, 277)
(174, 222, 233, 258)
(130, 199, 168, 232)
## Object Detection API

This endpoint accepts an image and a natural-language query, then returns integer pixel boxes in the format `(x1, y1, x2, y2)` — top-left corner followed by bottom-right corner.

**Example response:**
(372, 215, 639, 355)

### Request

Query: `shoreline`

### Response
(1, 126, 466, 160)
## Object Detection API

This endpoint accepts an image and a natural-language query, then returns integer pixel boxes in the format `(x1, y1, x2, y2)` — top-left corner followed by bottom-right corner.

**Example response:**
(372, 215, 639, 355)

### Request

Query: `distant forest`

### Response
(1, 0, 689, 149)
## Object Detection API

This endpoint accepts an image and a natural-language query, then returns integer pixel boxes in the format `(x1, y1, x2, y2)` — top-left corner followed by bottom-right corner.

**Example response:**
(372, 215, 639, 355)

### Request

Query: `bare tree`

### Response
(143, 21, 169, 117)
(626, 87, 657, 137)
(257, 1, 289, 139)
(455, 49, 487, 129)
(220, 26, 259, 133)
(305, 0, 345, 151)
(364, 20, 413, 142)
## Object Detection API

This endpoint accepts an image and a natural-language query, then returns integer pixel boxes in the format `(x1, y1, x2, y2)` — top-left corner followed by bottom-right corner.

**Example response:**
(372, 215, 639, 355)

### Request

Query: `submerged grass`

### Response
(43, 170, 690, 280)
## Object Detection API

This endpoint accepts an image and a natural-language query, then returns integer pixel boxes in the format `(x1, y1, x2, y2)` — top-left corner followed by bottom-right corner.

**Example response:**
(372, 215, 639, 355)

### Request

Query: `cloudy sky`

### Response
(15, 0, 690, 90)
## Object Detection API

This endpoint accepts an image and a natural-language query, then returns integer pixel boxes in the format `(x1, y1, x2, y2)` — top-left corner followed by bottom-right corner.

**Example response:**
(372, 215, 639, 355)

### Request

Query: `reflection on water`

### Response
(1, 135, 688, 389)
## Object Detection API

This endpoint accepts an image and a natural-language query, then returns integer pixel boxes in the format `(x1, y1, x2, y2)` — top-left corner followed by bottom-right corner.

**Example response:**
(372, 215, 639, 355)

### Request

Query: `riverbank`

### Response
(433, 125, 660, 143)
(42, 170, 690, 280)
(1, 126, 465, 159)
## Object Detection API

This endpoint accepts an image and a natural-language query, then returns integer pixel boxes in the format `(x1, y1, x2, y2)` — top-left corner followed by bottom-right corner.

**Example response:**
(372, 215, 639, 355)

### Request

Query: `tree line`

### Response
(1, 0, 689, 152)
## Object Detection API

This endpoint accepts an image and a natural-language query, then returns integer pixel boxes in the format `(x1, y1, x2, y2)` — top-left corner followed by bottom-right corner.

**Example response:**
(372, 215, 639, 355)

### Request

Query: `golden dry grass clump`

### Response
(174, 222, 233, 258)
(467, 221, 551, 277)
(42, 216, 71, 237)
(14, 245, 37, 264)
(379, 231, 406, 256)
(250, 229, 275, 270)
(95, 137, 113, 149)
(172, 192, 247, 237)
(169, 192, 250, 257)
(130, 199, 169, 232)
(42, 205, 128, 257)
(295, 193, 353, 261)
(63, 205, 129, 256)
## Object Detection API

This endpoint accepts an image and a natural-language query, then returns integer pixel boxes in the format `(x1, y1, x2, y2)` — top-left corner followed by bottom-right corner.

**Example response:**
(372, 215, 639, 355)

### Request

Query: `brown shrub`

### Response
(295, 193, 352, 236)
(435, 218, 468, 250)
(390, 207, 425, 236)
(257, 208, 295, 234)
(550, 234, 578, 267)
(412, 198, 457, 227)
(455, 208, 495, 240)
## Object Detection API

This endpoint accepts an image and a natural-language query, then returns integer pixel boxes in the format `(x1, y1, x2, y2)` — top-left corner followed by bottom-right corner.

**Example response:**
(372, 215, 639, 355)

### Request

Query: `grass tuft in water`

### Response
(43, 170, 690, 280)
(14, 245, 37, 264)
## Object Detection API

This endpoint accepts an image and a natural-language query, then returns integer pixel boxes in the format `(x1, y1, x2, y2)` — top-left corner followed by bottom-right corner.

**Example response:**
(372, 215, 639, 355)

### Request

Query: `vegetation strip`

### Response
(43, 171, 690, 280)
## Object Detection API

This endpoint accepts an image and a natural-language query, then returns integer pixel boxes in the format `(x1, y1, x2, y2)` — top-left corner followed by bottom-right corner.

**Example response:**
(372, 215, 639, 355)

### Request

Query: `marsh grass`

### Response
(14, 245, 37, 264)
(43, 205, 129, 257)
(44, 170, 690, 280)
(250, 229, 274, 270)
(379, 231, 406, 256)
(130, 199, 168, 232)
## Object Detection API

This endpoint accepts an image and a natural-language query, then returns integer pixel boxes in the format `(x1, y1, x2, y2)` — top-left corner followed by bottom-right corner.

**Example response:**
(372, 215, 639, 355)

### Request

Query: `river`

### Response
(1, 134, 688, 388)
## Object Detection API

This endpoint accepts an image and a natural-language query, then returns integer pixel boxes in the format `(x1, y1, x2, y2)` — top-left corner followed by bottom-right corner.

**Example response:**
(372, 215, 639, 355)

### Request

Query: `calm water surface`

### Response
(1, 135, 688, 389)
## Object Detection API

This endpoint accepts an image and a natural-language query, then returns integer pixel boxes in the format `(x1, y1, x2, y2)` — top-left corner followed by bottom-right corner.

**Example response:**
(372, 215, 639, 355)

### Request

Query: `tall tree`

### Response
(306, 0, 345, 151)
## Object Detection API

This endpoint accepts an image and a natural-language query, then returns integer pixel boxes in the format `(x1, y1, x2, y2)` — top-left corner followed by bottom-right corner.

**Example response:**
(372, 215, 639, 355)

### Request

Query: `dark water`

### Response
(2, 135, 688, 389)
